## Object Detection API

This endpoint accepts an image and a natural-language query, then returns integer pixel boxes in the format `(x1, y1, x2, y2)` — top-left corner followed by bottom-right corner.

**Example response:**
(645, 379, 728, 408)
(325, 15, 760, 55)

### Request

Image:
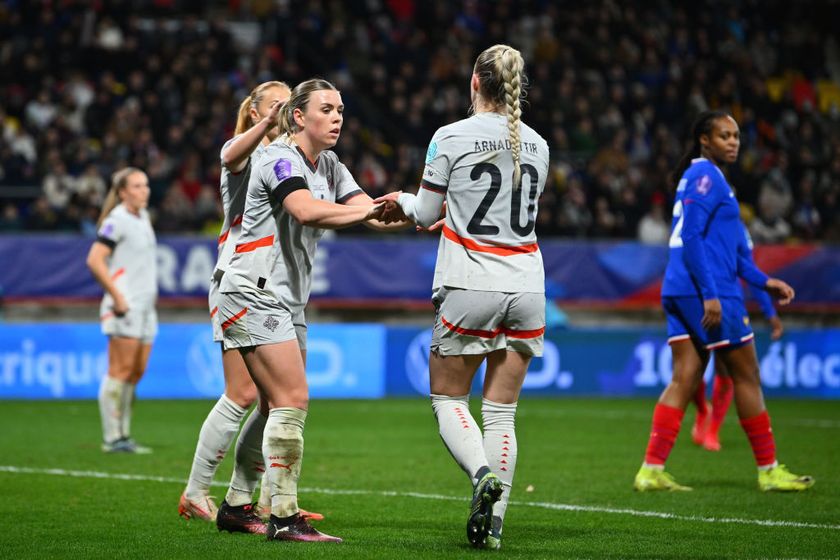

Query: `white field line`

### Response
(1, 465, 838, 531)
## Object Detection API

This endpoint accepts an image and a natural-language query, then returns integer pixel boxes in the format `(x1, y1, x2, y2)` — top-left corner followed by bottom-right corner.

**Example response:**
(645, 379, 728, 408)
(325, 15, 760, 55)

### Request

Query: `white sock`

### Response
(120, 383, 136, 439)
(224, 407, 267, 507)
(257, 468, 271, 513)
(183, 395, 247, 500)
(482, 399, 518, 529)
(264, 407, 306, 518)
(98, 377, 127, 443)
(431, 394, 489, 485)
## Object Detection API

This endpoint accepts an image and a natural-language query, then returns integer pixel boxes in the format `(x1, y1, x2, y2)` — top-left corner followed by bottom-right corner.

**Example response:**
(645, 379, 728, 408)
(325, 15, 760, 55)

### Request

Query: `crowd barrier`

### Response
(1, 323, 838, 399)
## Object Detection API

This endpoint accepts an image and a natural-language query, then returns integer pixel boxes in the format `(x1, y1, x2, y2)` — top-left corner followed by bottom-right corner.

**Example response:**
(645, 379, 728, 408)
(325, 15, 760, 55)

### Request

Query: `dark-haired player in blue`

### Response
(633, 110, 814, 492)
(690, 224, 784, 452)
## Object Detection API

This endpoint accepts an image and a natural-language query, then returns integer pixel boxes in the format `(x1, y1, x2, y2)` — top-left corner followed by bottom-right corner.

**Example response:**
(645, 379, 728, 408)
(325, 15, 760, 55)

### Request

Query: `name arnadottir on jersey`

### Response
(474, 139, 540, 153)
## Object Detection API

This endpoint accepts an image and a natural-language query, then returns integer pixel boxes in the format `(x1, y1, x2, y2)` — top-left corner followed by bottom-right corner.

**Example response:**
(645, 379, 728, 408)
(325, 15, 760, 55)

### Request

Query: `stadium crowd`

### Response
(1, 0, 839, 241)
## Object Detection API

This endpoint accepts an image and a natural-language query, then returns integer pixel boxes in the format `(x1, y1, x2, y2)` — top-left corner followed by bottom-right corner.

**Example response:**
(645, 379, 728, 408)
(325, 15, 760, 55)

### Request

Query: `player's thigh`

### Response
(483, 349, 531, 404)
(718, 341, 761, 386)
(222, 346, 257, 408)
(429, 351, 486, 397)
(241, 340, 308, 410)
(659, 339, 709, 408)
(107, 336, 143, 381)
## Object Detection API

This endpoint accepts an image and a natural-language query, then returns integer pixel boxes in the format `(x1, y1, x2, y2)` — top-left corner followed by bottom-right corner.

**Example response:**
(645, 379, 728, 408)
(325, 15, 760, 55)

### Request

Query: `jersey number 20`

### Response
(467, 162, 540, 237)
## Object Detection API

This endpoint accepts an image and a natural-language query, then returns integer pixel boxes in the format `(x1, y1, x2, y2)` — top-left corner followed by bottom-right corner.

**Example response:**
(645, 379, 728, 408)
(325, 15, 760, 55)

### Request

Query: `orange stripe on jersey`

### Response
(111, 268, 125, 281)
(221, 307, 248, 331)
(235, 235, 274, 253)
(441, 316, 502, 339)
(210, 306, 218, 318)
(501, 325, 545, 339)
(219, 216, 244, 245)
(442, 225, 538, 256)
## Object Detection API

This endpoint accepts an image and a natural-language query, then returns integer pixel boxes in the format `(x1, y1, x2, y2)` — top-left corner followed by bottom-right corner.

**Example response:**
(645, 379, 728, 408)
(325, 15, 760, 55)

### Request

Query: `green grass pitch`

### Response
(1, 398, 838, 559)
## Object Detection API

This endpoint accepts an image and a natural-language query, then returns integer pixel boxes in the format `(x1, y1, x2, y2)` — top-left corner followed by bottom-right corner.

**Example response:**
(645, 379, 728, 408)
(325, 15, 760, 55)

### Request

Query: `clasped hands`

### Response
(371, 191, 446, 232)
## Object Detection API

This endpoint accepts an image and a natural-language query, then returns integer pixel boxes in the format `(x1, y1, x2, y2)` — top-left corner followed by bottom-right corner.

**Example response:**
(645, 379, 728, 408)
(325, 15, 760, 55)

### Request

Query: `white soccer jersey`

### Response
(96, 204, 158, 312)
(400, 112, 549, 293)
(215, 136, 262, 275)
(220, 139, 363, 313)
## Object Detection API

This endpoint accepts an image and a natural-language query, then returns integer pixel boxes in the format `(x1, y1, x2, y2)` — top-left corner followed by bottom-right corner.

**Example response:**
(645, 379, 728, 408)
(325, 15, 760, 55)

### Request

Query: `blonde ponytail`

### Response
(234, 95, 253, 135)
(234, 80, 291, 135)
(97, 167, 142, 228)
(474, 44, 527, 189)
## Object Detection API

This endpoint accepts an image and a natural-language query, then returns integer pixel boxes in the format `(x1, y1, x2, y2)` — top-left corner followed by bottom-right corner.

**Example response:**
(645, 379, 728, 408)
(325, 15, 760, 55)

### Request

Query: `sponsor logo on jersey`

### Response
(273, 159, 293, 181)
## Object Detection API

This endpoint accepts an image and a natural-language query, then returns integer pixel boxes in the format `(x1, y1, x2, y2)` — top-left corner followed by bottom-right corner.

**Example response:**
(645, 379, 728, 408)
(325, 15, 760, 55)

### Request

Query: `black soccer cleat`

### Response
(216, 500, 267, 535)
(467, 472, 503, 548)
(267, 513, 342, 543)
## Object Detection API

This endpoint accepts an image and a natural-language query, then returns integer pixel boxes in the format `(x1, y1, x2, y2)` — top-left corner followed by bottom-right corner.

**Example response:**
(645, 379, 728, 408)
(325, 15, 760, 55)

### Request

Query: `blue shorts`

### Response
(662, 295, 754, 350)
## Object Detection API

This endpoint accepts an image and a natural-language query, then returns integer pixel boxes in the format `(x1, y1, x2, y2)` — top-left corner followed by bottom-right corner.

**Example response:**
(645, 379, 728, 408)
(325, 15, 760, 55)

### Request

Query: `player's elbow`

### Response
(287, 204, 318, 226)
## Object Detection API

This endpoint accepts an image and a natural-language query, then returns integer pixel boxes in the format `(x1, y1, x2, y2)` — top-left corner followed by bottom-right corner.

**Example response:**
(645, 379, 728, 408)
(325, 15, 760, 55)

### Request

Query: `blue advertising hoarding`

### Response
(1, 323, 838, 400)
(0, 323, 385, 399)
(1, 235, 838, 308)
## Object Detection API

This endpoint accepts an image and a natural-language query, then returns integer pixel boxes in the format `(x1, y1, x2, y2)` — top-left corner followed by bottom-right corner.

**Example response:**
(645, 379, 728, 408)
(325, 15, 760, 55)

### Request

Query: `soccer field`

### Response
(1, 398, 838, 559)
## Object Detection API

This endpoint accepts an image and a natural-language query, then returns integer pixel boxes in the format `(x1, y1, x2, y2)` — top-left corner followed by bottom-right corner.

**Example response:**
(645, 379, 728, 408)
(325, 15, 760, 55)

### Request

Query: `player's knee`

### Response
(267, 391, 308, 411)
(227, 385, 258, 408)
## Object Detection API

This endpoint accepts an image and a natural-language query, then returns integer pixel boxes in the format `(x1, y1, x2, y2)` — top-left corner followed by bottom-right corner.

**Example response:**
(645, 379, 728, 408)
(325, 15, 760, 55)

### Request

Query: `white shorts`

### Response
(208, 277, 223, 343)
(219, 291, 307, 350)
(431, 287, 545, 357)
(101, 306, 158, 344)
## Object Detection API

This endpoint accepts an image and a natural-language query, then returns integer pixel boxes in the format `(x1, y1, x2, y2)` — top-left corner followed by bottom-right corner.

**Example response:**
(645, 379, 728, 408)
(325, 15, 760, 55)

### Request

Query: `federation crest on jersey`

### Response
(273, 159, 293, 181)
(425, 141, 438, 164)
(263, 315, 280, 332)
(696, 175, 711, 195)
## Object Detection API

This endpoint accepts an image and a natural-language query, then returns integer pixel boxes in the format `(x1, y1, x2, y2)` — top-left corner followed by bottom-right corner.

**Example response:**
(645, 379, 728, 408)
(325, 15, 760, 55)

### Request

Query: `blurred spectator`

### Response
(638, 193, 670, 245)
(0, 0, 837, 243)
(41, 162, 77, 211)
(0, 203, 23, 231)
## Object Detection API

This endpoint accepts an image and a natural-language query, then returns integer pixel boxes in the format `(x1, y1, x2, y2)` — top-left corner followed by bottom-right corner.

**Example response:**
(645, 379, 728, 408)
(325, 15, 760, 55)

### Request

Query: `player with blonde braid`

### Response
(499, 48, 524, 188)
(376, 44, 549, 550)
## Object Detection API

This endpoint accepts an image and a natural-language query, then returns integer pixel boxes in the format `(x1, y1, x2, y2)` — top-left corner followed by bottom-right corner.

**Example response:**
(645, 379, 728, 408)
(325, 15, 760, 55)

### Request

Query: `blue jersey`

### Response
(662, 158, 768, 299)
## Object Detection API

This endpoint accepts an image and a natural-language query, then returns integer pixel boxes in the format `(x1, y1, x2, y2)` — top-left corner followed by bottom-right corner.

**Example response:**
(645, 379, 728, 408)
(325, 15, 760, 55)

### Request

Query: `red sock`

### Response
(644, 403, 684, 466)
(708, 376, 734, 436)
(692, 380, 708, 417)
(740, 411, 776, 467)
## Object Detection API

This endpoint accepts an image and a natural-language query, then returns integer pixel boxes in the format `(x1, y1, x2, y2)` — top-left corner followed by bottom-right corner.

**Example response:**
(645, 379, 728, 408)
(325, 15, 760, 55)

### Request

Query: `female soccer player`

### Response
(691, 224, 784, 452)
(218, 78, 396, 543)
(87, 167, 156, 454)
(633, 110, 813, 492)
(377, 44, 549, 549)
(180, 80, 309, 529)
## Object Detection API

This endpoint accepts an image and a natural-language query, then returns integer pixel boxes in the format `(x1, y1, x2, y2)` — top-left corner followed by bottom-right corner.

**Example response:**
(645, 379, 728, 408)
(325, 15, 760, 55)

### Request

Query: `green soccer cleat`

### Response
(758, 464, 815, 492)
(467, 472, 503, 548)
(481, 516, 503, 550)
(633, 465, 693, 492)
